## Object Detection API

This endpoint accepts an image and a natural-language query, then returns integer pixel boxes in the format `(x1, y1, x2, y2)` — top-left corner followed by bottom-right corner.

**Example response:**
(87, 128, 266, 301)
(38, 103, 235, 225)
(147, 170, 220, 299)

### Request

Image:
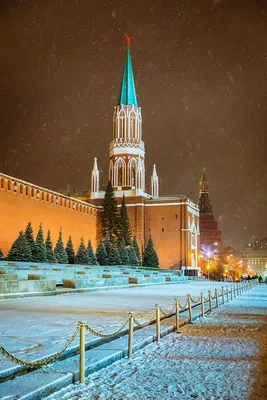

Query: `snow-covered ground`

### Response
(46, 285, 267, 400)
(0, 281, 228, 369)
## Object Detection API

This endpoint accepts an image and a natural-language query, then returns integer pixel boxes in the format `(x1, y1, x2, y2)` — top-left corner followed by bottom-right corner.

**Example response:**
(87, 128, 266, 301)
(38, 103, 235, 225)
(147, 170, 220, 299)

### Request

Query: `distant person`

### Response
(259, 275, 263, 284)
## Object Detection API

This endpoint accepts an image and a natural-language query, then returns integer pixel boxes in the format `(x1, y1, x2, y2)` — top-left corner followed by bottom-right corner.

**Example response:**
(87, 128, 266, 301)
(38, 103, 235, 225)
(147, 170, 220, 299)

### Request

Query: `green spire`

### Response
(120, 45, 138, 107)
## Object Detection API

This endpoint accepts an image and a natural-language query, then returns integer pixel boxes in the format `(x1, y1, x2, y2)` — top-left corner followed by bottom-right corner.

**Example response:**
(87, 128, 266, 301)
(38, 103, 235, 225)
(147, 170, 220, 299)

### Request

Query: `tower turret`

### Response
(109, 36, 145, 196)
(91, 157, 99, 199)
(198, 168, 212, 214)
(151, 164, 159, 198)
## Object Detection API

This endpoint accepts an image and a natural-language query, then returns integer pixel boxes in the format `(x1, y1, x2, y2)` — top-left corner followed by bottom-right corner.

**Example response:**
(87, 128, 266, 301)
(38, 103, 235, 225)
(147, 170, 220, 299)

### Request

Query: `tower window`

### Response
(162, 228, 164, 232)
(162, 215, 165, 220)
(175, 214, 178, 219)
(149, 215, 151, 221)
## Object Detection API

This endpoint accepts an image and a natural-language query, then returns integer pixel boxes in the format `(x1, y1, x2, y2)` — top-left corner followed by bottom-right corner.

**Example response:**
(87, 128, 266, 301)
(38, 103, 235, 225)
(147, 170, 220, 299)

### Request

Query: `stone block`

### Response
(102, 274, 111, 278)
(0, 269, 6, 275)
(30, 266, 39, 270)
(129, 277, 138, 284)
(28, 274, 40, 280)
(63, 279, 76, 289)
(166, 277, 172, 282)
(7, 262, 17, 266)
(123, 271, 130, 275)
(144, 274, 150, 277)
(77, 271, 86, 275)
(53, 268, 61, 271)
(0, 274, 17, 281)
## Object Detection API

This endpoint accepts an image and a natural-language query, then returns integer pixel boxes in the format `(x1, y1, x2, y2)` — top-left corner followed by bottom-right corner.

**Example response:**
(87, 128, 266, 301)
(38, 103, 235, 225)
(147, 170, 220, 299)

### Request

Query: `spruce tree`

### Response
(76, 237, 89, 265)
(108, 247, 121, 266)
(35, 223, 47, 263)
(132, 236, 142, 265)
(0, 248, 4, 260)
(24, 222, 37, 261)
(143, 236, 159, 268)
(103, 237, 113, 259)
(127, 246, 139, 266)
(66, 236, 76, 264)
(87, 240, 98, 265)
(54, 228, 68, 264)
(100, 180, 118, 242)
(96, 242, 108, 266)
(117, 195, 132, 246)
(7, 231, 32, 262)
(118, 242, 130, 266)
(45, 230, 57, 263)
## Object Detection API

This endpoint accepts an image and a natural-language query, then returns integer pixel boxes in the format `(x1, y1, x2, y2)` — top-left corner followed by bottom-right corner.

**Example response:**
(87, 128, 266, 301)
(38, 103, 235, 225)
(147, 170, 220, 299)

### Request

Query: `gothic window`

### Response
(31, 187, 34, 197)
(46, 193, 49, 202)
(118, 165, 123, 186)
(41, 192, 45, 201)
(20, 185, 23, 195)
(162, 228, 165, 232)
(7, 181, 11, 191)
(175, 214, 178, 219)
(131, 167, 136, 187)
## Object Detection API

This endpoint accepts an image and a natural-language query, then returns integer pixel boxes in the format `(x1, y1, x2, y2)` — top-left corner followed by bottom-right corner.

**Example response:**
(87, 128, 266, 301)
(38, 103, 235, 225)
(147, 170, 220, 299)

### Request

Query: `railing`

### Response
(0, 280, 258, 384)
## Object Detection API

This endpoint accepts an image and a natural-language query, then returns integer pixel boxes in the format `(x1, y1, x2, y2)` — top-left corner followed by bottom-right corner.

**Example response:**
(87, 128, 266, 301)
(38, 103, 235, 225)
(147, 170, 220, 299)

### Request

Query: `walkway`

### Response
(46, 285, 267, 400)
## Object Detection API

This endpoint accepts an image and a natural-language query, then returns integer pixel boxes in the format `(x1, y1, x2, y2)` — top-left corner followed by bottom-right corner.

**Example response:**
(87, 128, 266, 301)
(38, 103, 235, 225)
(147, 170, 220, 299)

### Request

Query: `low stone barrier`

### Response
(0, 279, 56, 294)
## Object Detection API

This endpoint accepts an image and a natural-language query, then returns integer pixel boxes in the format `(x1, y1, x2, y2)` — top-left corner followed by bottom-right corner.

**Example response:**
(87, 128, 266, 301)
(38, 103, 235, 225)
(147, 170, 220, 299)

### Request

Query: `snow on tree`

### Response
(127, 246, 139, 266)
(65, 236, 76, 264)
(132, 236, 142, 265)
(45, 230, 57, 263)
(100, 180, 118, 242)
(118, 241, 130, 265)
(54, 228, 68, 264)
(87, 240, 98, 265)
(117, 194, 132, 246)
(35, 223, 47, 263)
(7, 231, 32, 262)
(0, 248, 4, 260)
(76, 237, 89, 265)
(108, 246, 121, 266)
(96, 242, 108, 266)
(24, 222, 37, 262)
(142, 235, 159, 268)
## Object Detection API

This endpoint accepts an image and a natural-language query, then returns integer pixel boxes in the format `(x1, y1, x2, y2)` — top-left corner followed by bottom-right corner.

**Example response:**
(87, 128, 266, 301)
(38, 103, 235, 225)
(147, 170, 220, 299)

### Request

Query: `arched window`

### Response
(7, 181, 11, 191)
(115, 158, 126, 187)
(0, 178, 4, 189)
(20, 185, 24, 195)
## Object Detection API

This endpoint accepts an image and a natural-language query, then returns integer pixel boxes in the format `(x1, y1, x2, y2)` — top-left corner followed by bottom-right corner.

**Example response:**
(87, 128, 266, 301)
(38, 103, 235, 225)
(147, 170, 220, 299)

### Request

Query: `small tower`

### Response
(109, 35, 145, 196)
(151, 164, 159, 198)
(198, 167, 212, 214)
(91, 157, 99, 199)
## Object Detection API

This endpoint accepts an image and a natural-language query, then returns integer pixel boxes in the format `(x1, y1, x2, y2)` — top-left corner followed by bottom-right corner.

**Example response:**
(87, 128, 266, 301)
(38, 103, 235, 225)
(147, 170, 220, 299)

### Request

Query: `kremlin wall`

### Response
(0, 39, 225, 274)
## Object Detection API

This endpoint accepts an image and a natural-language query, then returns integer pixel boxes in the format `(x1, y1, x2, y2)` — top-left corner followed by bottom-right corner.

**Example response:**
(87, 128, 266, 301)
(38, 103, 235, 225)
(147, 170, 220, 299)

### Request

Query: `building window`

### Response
(175, 214, 178, 219)
(162, 228, 164, 232)
(0, 178, 4, 189)
(20, 185, 23, 195)
(149, 215, 151, 221)
(14, 183, 18, 192)
(7, 181, 11, 191)
(31, 188, 34, 197)
(162, 215, 164, 220)
(26, 187, 29, 196)
(36, 191, 40, 199)
(175, 228, 178, 232)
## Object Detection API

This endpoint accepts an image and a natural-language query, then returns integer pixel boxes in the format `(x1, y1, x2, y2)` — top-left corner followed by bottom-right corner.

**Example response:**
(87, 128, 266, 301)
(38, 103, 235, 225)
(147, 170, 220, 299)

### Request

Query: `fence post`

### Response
(233, 285, 236, 298)
(156, 304, 161, 342)
(222, 286, 224, 305)
(200, 292, 205, 317)
(215, 289, 219, 308)
(226, 286, 229, 302)
(175, 299, 180, 332)
(79, 321, 87, 384)
(187, 294, 193, 323)
(128, 313, 134, 358)
(208, 290, 212, 312)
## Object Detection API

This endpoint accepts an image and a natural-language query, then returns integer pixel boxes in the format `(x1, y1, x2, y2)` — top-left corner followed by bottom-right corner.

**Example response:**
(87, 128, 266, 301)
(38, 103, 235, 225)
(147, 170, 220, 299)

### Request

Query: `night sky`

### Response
(1, 0, 267, 249)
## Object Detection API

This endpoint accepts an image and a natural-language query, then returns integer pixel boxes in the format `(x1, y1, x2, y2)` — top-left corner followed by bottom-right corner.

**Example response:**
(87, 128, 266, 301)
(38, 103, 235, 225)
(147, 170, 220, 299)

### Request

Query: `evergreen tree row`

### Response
(99, 181, 159, 268)
(6, 223, 99, 265)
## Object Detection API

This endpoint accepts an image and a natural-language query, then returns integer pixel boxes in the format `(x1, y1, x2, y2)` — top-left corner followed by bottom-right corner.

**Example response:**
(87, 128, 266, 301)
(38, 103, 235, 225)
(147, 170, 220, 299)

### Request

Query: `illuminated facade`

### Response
(0, 40, 200, 274)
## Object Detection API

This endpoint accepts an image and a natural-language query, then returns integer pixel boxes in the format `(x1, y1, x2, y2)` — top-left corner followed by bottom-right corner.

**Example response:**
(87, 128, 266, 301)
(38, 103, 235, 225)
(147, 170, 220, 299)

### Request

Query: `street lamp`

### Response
(207, 251, 211, 280)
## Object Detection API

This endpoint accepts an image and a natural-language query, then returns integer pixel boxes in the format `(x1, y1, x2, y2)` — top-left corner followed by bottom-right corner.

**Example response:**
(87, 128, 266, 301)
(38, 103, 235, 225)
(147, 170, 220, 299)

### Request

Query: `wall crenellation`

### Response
(0, 173, 99, 217)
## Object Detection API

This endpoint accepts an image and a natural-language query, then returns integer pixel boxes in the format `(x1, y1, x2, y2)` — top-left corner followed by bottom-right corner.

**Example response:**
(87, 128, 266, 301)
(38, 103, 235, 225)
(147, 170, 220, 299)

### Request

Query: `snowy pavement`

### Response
(0, 281, 226, 373)
(46, 285, 267, 400)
